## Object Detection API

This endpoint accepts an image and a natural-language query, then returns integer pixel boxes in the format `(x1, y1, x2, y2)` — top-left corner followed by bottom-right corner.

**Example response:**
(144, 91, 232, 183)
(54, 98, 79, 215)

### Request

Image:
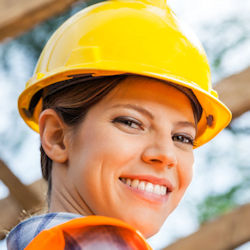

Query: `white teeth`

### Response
(161, 186, 167, 195)
(131, 179, 139, 188)
(126, 178, 131, 186)
(138, 181, 145, 191)
(154, 184, 161, 195)
(145, 182, 154, 193)
(120, 178, 168, 196)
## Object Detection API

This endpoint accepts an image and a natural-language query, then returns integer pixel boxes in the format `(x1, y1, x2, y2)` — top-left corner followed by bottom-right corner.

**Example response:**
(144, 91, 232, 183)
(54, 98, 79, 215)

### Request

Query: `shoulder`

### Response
(6, 212, 82, 250)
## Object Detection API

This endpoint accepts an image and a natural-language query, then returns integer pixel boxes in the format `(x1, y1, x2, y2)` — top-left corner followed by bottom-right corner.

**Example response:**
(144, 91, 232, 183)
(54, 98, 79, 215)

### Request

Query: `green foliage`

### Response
(197, 156, 250, 224)
(197, 185, 240, 224)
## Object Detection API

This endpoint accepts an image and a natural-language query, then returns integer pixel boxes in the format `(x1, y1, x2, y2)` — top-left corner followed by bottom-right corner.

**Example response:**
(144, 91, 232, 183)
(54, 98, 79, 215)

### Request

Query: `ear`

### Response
(39, 109, 69, 164)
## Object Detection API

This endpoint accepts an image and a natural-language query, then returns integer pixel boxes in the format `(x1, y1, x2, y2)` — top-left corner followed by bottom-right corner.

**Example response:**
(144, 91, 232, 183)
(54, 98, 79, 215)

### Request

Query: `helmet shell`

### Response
(18, 0, 232, 147)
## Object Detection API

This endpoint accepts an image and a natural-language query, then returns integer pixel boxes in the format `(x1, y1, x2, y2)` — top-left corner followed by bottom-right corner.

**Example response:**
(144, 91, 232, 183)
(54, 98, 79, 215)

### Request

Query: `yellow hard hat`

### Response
(18, 0, 232, 147)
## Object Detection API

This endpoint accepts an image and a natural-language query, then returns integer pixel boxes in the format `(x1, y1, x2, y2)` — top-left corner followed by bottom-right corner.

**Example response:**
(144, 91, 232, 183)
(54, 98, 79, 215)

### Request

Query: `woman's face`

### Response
(64, 76, 196, 237)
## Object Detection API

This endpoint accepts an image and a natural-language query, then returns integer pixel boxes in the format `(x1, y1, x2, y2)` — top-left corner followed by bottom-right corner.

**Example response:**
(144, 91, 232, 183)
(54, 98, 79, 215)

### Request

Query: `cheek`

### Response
(82, 124, 144, 168)
(68, 124, 147, 215)
(171, 152, 194, 207)
(178, 152, 194, 189)
(69, 122, 145, 190)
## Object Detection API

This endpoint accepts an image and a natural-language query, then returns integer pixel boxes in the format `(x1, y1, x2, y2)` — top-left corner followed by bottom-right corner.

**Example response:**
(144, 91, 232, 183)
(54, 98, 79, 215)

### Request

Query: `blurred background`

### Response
(0, 0, 249, 249)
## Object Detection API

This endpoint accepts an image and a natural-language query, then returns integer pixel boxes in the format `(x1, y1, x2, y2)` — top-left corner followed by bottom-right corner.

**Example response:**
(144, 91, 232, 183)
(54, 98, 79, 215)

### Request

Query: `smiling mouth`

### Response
(119, 177, 172, 196)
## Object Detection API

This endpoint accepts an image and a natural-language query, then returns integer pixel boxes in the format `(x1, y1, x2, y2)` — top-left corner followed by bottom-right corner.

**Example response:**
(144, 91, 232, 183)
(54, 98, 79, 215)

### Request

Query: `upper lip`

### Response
(120, 174, 174, 192)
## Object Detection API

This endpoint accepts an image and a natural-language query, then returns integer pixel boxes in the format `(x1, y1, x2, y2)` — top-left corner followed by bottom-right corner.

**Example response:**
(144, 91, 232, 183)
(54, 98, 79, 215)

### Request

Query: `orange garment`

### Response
(25, 215, 152, 250)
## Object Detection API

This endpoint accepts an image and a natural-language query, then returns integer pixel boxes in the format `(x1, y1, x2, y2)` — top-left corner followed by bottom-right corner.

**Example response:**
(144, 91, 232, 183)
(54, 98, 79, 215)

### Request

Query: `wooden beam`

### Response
(214, 67, 250, 119)
(163, 203, 250, 250)
(0, 160, 43, 210)
(0, 0, 81, 42)
(0, 179, 47, 240)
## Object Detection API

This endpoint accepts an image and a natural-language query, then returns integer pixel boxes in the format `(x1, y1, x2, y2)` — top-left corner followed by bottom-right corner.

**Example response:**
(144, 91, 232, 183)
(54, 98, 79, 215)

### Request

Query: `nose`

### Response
(141, 142, 177, 169)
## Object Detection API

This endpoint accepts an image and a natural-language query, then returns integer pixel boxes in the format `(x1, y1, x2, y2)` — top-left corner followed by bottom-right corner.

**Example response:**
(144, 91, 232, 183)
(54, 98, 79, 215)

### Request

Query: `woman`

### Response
(7, 0, 232, 249)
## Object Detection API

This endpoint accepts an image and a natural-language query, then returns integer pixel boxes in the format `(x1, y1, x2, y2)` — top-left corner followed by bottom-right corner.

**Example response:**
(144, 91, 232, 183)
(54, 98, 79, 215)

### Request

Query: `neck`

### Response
(48, 163, 94, 216)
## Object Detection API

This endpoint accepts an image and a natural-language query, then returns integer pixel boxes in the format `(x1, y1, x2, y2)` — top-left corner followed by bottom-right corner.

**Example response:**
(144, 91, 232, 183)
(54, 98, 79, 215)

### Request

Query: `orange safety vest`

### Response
(25, 215, 152, 249)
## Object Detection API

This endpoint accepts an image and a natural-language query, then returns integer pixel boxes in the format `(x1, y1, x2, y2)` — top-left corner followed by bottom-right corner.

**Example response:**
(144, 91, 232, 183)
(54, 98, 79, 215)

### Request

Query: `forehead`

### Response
(103, 76, 194, 118)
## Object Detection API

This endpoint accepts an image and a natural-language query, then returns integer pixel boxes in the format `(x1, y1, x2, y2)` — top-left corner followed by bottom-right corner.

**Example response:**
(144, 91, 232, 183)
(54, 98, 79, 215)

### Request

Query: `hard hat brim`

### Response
(18, 65, 232, 148)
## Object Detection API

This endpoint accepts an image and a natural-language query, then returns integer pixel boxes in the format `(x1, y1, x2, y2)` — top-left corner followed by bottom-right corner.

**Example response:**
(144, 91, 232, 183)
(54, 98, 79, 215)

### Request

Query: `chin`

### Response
(125, 214, 166, 239)
(138, 222, 162, 239)
(142, 229, 160, 239)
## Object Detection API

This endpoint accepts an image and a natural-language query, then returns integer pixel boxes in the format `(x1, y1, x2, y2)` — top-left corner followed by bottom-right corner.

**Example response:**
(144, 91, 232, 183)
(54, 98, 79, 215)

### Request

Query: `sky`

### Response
(0, 0, 250, 249)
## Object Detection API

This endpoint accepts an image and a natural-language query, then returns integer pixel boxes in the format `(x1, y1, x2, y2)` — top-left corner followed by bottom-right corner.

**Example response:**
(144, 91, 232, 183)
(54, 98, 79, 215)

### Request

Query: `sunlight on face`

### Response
(65, 76, 196, 237)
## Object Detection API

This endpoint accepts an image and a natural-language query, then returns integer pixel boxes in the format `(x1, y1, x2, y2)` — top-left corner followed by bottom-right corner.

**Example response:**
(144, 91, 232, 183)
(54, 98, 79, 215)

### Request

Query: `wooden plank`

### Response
(164, 203, 250, 250)
(0, 160, 43, 210)
(0, 179, 47, 240)
(214, 67, 250, 119)
(0, 0, 81, 42)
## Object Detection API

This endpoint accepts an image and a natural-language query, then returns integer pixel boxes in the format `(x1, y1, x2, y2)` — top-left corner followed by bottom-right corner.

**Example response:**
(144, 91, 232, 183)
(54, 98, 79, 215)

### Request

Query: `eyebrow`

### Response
(174, 121, 196, 131)
(110, 104, 154, 120)
(111, 104, 196, 131)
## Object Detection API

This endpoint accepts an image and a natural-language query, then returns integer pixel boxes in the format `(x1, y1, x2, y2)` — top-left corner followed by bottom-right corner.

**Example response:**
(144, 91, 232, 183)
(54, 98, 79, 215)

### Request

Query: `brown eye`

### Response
(172, 134, 194, 146)
(112, 116, 144, 130)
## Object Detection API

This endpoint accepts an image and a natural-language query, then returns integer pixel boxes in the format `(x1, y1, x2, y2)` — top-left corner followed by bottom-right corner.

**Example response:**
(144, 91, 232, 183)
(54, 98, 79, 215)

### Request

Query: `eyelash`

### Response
(172, 134, 195, 146)
(112, 116, 144, 130)
(112, 116, 195, 146)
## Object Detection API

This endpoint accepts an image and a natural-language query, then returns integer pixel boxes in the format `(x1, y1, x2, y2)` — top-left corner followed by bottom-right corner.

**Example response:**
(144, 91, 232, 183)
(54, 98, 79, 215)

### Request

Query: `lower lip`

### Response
(120, 180, 170, 205)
